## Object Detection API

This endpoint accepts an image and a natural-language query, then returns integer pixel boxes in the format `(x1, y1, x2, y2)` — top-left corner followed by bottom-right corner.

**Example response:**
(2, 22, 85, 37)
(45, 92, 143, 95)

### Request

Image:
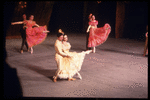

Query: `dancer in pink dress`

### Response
(12, 15, 49, 54)
(86, 15, 111, 53)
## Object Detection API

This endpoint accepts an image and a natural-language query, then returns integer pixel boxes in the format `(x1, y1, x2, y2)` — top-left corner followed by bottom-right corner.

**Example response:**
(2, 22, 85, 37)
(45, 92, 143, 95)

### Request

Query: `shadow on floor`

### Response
(24, 64, 78, 82)
(25, 65, 56, 81)
(99, 48, 144, 57)
(3, 62, 23, 99)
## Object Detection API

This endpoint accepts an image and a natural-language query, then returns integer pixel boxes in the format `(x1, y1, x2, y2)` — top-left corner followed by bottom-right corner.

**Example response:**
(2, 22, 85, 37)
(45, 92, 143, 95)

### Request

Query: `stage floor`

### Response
(5, 33, 148, 98)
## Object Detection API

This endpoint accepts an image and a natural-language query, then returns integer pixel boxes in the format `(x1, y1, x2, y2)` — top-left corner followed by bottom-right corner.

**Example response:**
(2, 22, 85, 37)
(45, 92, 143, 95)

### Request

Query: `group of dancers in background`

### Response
(11, 13, 147, 82)
(11, 14, 49, 54)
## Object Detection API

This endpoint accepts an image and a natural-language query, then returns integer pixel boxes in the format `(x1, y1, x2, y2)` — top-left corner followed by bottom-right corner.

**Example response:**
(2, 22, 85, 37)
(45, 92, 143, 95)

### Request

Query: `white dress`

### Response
(57, 41, 91, 79)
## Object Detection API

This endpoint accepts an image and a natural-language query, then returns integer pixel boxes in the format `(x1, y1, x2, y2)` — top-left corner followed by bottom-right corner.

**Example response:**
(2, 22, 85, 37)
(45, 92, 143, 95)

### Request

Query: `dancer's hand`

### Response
(23, 26, 28, 29)
(11, 22, 15, 25)
(66, 55, 73, 58)
(86, 30, 89, 33)
(146, 32, 148, 37)
(43, 30, 50, 33)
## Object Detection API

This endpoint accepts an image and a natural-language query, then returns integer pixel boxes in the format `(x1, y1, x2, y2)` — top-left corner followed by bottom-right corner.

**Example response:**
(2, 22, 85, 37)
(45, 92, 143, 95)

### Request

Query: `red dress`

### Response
(88, 21, 111, 47)
(25, 21, 47, 48)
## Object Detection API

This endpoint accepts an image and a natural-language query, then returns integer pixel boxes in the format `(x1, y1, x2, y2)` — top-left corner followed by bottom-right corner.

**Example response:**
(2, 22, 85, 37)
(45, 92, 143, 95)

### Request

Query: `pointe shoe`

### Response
(79, 76, 82, 80)
(20, 50, 23, 54)
(68, 78, 76, 81)
(53, 78, 57, 82)
(53, 76, 57, 82)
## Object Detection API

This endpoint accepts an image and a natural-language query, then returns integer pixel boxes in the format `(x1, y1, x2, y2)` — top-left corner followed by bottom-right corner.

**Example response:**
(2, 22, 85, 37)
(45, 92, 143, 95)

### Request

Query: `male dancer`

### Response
(53, 32, 71, 82)
(20, 14, 28, 53)
(86, 13, 92, 50)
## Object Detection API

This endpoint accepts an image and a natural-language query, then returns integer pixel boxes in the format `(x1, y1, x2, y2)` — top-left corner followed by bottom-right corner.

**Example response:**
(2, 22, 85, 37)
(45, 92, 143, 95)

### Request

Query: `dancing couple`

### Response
(11, 14, 49, 54)
(86, 14, 111, 53)
(53, 29, 92, 82)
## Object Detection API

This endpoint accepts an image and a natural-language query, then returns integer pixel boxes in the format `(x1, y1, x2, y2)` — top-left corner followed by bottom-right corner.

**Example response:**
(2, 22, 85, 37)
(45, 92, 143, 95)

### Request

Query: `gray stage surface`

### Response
(5, 33, 148, 98)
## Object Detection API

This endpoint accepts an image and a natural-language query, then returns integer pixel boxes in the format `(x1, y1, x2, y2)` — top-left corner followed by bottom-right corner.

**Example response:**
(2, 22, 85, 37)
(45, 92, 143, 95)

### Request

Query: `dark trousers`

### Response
(86, 32, 92, 50)
(20, 29, 28, 50)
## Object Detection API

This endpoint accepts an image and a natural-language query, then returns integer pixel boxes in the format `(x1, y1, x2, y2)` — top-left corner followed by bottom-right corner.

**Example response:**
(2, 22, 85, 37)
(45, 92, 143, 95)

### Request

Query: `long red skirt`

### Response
(26, 25, 47, 48)
(88, 23, 111, 47)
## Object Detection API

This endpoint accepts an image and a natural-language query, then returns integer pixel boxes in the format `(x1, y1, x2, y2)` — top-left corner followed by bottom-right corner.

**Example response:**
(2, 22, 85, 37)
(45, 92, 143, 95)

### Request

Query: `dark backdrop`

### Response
(3, 1, 148, 40)
(49, 1, 84, 33)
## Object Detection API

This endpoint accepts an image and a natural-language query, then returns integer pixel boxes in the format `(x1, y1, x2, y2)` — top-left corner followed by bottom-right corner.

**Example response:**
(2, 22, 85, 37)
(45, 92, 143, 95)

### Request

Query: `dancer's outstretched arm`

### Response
(11, 21, 24, 25)
(86, 25, 91, 33)
(34, 24, 40, 27)
(146, 32, 148, 37)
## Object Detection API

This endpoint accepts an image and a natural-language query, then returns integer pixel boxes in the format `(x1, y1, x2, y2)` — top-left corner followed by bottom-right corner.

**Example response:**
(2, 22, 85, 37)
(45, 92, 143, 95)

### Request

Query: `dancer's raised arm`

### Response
(11, 21, 24, 25)
(86, 25, 91, 33)
(34, 23, 40, 27)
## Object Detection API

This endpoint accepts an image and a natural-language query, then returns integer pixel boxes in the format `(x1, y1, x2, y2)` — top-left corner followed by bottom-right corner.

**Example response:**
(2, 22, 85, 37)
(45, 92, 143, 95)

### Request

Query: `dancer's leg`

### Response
(68, 78, 76, 81)
(20, 38, 26, 53)
(93, 47, 96, 53)
(53, 58, 62, 82)
(25, 40, 29, 52)
(85, 50, 92, 54)
(31, 47, 33, 54)
(53, 76, 57, 82)
(143, 37, 148, 56)
(76, 72, 82, 80)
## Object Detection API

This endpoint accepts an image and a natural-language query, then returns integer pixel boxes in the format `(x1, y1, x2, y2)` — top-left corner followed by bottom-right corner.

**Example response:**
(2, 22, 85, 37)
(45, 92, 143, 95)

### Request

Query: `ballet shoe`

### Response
(53, 77, 57, 82)
(79, 76, 82, 80)
(68, 78, 76, 81)
(31, 51, 33, 54)
(53, 78, 57, 82)
(20, 50, 23, 54)
(27, 49, 29, 52)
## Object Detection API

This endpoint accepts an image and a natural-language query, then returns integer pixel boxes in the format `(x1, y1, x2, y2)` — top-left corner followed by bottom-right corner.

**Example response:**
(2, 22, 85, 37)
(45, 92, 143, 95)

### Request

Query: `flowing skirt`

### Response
(88, 23, 111, 47)
(57, 51, 87, 79)
(26, 25, 47, 48)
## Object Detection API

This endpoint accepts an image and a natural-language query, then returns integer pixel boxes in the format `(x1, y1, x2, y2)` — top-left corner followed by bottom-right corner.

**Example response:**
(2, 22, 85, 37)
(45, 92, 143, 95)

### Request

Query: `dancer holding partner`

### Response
(20, 14, 29, 53)
(53, 32, 71, 82)
(11, 15, 49, 54)
(53, 29, 92, 82)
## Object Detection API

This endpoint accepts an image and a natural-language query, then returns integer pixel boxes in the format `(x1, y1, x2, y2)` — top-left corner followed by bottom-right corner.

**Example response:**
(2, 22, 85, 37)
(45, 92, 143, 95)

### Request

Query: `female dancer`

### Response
(86, 15, 111, 53)
(54, 34, 92, 82)
(86, 13, 93, 50)
(143, 32, 148, 56)
(11, 15, 49, 54)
